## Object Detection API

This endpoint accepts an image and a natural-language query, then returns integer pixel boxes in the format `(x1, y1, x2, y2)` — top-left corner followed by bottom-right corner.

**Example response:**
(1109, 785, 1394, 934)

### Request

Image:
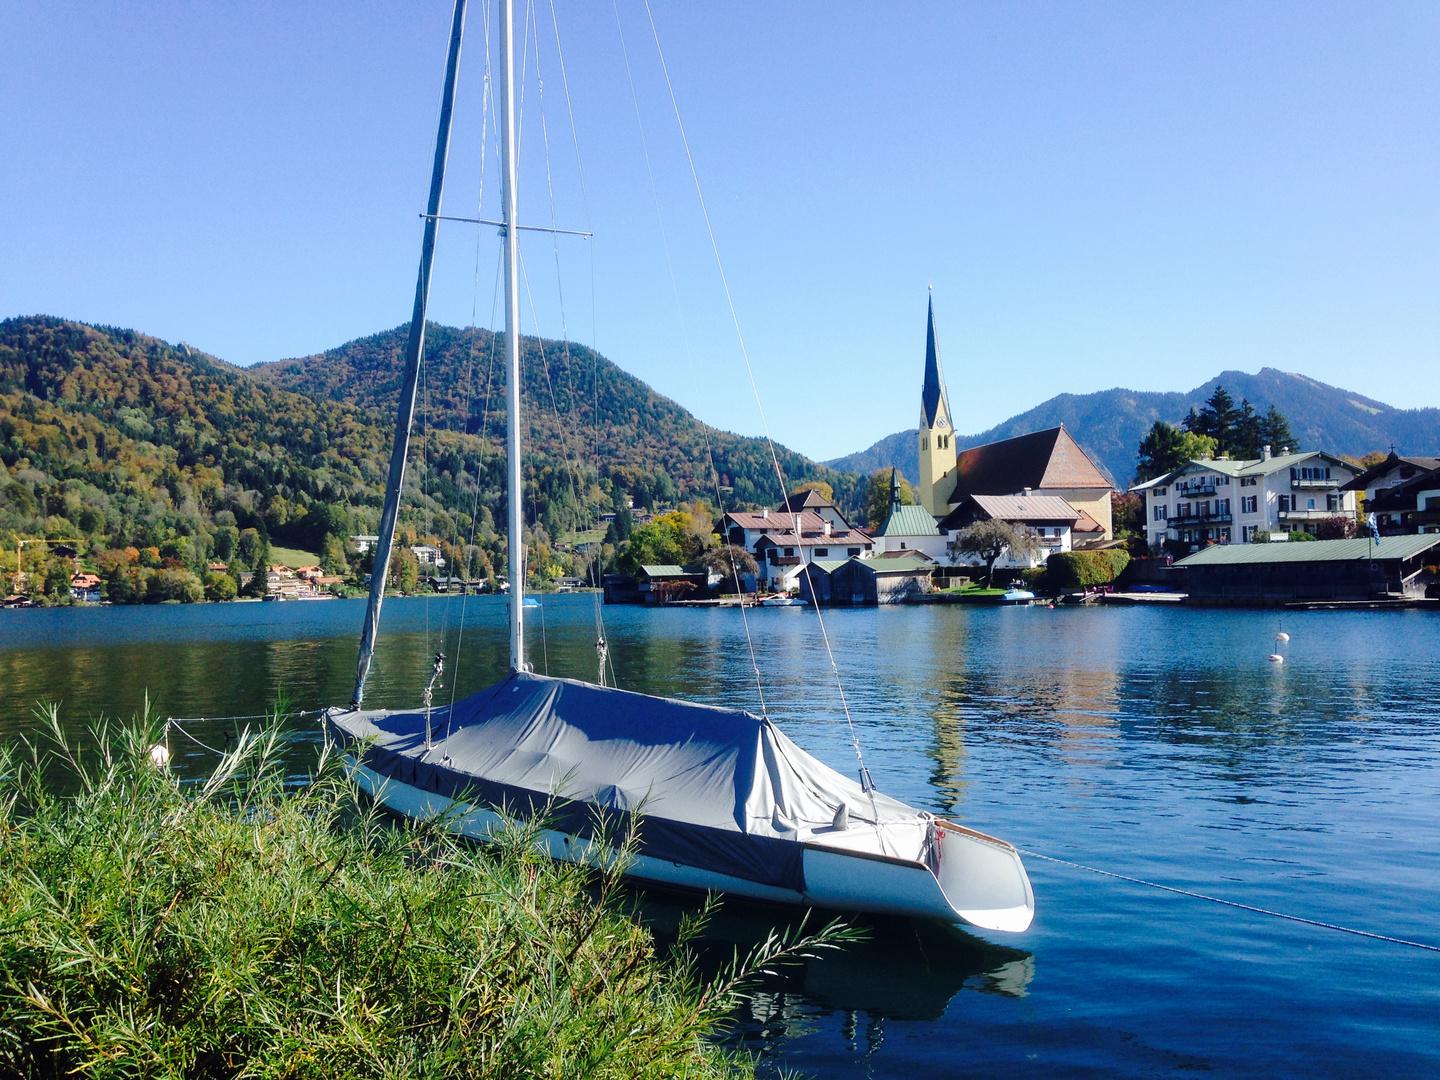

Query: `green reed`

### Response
(0, 708, 851, 1079)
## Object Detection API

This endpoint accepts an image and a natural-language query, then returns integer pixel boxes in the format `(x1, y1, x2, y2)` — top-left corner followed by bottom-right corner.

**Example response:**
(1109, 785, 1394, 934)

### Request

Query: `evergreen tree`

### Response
(1232, 399, 1263, 459)
(1258, 406, 1296, 453)
(1134, 422, 1218, 482)
(1184, 386, 1241, 450)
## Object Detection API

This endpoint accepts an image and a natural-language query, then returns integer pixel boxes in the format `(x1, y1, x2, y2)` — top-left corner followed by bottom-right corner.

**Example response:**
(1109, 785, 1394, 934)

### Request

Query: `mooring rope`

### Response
(1021, 849, 1440, 953)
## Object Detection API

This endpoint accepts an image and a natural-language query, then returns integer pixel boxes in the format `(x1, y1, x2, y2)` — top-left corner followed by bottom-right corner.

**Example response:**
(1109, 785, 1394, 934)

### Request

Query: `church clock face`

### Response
(936, 417, 949, 429)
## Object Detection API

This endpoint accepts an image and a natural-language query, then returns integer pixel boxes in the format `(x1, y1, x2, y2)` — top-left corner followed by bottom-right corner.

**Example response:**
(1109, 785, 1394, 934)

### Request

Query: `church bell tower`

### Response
(917, 294, 957, 517)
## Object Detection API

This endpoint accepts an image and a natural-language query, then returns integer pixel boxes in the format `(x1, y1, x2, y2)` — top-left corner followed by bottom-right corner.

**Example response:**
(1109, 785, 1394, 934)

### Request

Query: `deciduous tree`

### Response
(952, 519, 1042, 588)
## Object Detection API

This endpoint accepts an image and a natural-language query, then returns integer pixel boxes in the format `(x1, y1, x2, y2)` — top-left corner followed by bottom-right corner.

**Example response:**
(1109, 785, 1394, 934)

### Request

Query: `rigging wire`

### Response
(638, 0, 878, 804)
(545, 0, 612, 673)
(448, 0, 501, 723)
(611, 0, 767, 714)
(1021, 849, 1440, 953)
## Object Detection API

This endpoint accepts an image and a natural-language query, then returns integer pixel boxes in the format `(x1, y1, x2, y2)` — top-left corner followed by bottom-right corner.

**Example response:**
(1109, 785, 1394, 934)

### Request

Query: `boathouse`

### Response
(1173, 535, 1440, 603)
(825, 555, 934, 606)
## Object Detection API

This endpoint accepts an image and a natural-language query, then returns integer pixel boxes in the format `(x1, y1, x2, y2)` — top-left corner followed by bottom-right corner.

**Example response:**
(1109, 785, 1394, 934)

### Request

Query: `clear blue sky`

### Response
(3, 1, 1437, 462)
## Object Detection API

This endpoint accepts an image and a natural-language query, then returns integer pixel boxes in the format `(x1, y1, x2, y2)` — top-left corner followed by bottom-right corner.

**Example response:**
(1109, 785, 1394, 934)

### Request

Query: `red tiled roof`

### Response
(756, 530, 871, 549)
(948, 426, 1112, 503)
(725, 509, 829, 532)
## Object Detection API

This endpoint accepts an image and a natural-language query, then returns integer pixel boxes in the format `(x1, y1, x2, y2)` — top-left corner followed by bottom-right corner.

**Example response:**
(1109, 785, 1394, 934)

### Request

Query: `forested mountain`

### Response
(1, 316, 854, 601)
(827, 368, 1440, 488)
(250, 323, 855, 513)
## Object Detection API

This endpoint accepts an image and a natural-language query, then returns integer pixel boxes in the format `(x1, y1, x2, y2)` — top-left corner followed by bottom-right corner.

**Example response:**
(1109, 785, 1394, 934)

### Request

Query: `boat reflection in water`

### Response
(639, 891, 1033, 1056)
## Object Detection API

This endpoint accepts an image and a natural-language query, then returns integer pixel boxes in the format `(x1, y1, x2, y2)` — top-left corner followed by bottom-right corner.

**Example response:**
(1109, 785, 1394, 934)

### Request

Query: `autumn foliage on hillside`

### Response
(1, 317, 855, 603)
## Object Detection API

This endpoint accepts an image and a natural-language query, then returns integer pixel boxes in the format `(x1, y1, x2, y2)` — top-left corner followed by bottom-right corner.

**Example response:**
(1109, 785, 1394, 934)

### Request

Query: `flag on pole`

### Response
(1366, 512, 1380, 542)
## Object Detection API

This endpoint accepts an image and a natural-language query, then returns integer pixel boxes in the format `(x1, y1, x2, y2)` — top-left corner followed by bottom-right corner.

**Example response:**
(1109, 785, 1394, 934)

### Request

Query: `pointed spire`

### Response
(921, 294, 950, 428)
(889, 467, 901, 512)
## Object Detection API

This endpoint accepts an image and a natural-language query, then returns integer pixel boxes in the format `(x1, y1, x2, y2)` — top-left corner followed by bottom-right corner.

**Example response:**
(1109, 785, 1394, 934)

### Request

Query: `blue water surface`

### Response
(1, 596, 1437, 1077)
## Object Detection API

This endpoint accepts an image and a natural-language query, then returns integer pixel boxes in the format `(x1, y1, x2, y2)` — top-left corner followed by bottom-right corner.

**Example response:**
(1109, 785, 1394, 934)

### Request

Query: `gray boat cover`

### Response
(326, 672, 921, 892)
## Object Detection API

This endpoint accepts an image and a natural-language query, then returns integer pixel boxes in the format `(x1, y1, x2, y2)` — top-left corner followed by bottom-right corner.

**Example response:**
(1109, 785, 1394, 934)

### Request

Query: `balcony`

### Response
(1169, 511, 1233, 526)
(1175, 482, 1217, 497)
(1291, 478, 1340, 490)
(1277, 509, 1342, 523)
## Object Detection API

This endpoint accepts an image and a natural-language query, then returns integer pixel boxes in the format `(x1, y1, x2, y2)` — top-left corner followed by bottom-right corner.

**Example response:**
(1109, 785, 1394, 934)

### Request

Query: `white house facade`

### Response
(1132, 448, 1359, 551)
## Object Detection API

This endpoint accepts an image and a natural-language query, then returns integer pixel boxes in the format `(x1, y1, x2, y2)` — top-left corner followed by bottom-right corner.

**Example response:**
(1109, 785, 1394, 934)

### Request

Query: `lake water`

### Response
(2, 596, 1438, 1077)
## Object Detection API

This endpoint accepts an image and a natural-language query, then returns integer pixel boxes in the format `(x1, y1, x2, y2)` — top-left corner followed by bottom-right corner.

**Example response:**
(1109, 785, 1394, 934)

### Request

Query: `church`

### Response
(874, 297, 1116, 564)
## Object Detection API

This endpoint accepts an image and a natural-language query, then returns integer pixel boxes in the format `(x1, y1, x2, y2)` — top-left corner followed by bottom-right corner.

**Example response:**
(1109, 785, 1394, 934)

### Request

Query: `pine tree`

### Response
(1258, 406, 1296, 453)
(1232, 399, 1263, 459)
(1184, 386, 1240, 450)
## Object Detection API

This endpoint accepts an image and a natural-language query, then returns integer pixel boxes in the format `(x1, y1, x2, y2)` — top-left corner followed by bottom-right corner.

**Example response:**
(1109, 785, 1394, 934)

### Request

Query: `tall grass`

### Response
(0, 709, 849, 1079)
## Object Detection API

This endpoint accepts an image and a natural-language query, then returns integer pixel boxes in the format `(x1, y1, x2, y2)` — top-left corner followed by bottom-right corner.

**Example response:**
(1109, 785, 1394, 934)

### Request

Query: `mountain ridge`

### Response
(826, 368, 1440, 487)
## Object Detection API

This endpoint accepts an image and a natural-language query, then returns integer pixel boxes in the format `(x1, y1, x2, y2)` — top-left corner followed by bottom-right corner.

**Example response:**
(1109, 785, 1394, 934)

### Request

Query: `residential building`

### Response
(721, 499, 873, 593)
(412, 545, 445, 568)
(1174, 534, 1440, 603)
(1344, 452, 1440, 504)
(1131, 446, 1359, 551)
(70, 572, 102, 602)
(1343, 453, 1440, 536)
(939, 492, 1080, 568)
(351, 535, 380, 553)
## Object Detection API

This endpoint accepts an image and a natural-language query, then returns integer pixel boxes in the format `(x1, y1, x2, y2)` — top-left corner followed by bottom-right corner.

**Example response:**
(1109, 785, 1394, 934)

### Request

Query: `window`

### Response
(1154, 505, 1168, 521)
(1278, 495, 1291, 512)
(1200, 501, 1211, 517)
(1155, 486, 1168, 495)
(1242, 496, 1258, 514)
(1217, 476, 1229, 486)
(1216, 499, 1230, 515)
(814, 548, 828, 557)
(847, 547, 860, 556)
(921, 437, 927, 451)
(1307, 498, 1316, 510)
(1326, 495, 1338, 512)
(784, 547, 794, 556)
(1241, 477, 1257, 487)
(1243, 525, 1257, 542)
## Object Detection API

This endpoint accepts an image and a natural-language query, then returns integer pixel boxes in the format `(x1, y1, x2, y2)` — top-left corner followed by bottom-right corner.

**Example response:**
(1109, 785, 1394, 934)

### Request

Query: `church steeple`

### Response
(921, 295, 949, 429)
(917, 292, 957, 517)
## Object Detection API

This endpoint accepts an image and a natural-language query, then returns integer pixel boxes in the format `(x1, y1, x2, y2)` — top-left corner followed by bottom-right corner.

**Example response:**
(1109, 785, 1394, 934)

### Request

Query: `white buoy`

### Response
(149, 743, 171, 768)
(1276, 632, 1291, 643)
(1268, 654, 1284, 664)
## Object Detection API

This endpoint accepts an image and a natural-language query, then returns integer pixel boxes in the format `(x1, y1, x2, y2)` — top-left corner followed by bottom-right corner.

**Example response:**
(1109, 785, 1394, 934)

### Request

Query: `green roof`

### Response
(808, 558, 850, 574)
(876, 504, 940, 537)
(1131, 451, 1354, 491)
(855, 556, 934, 574)
(639, 564, 689, 577)
(1175, 535, 1440, 567)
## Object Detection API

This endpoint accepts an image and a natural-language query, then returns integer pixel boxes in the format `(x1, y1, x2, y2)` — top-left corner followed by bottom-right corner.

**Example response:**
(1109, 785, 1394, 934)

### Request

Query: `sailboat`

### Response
(324, 0, 1034, 933)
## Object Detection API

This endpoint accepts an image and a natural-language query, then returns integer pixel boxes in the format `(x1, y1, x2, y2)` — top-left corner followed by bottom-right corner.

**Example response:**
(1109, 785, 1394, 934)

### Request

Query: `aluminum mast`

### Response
(351, 0, 467, 708)
(499, 0, 525, 671)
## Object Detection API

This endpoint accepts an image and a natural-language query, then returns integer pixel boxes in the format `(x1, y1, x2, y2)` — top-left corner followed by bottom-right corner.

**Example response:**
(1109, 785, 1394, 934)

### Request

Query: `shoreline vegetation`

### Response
(0, 709, 851, 1078)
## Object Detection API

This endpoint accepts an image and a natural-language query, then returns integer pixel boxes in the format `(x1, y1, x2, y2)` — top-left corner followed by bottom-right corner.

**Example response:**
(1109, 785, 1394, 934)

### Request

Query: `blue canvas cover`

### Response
(326, 672, 920, 892)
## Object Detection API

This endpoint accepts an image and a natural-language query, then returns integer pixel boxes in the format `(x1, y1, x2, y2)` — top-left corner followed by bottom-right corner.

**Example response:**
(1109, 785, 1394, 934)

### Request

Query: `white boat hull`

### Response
(349, 761, 1033, 932)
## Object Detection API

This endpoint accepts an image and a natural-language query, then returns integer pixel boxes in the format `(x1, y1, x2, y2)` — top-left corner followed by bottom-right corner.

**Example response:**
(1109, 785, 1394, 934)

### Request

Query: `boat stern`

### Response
(934, 822, 1034, 932)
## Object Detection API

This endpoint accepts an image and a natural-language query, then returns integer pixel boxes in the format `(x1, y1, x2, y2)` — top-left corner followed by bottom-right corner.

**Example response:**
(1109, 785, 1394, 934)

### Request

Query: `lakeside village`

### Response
(6, 304, 1440, 611)
(605, 304, 1440, 611)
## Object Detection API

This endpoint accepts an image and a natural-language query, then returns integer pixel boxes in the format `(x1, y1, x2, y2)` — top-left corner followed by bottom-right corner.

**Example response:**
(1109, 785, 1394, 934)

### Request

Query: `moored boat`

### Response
(319, 0, 1034, 933)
